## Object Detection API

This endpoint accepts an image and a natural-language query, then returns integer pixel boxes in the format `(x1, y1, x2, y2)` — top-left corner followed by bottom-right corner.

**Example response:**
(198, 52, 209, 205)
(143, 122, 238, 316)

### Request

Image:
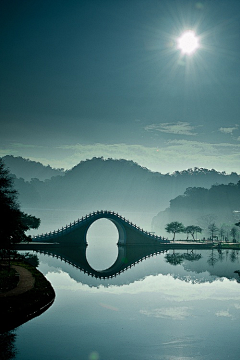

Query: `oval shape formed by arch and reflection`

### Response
(86, 218, 119, 271)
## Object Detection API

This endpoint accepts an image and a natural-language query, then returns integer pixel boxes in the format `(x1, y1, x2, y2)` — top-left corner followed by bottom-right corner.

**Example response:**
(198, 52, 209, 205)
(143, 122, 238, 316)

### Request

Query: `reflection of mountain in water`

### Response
(34, 248, 240, 288)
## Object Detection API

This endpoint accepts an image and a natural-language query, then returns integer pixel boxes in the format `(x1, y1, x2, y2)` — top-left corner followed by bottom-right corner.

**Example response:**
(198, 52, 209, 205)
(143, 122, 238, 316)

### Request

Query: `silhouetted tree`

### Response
(208, 223, 218, 241)
(165, 221, 185, 241)
(0, 159, 40, 253)
(184, 225, 202, 240)
(219, 226, 226, 241)
(230, 227, 238, 243)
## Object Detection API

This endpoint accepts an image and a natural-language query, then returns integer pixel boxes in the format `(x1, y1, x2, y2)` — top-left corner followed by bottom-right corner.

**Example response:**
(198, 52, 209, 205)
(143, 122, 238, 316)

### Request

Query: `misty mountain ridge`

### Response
(3, 156, 239, 217)
(2, 155, 65, 181)
(152, 182, 240, 238)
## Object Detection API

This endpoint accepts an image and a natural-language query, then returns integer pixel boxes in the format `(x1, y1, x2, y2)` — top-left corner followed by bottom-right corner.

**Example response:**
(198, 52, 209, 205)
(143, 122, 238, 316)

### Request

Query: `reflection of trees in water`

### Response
(207, 250, 219, 267)
(182, 253, 202, 262)
(24, 253, 39, 267)
(165, 253, 184, 266)
(230, 250, 238, 263)
(165, 251, 202, 266)
(217, 249, 225, 262)
(0, 331, 17, 360)
(225, 249, 229, 261)
(208, 249, 238, 266)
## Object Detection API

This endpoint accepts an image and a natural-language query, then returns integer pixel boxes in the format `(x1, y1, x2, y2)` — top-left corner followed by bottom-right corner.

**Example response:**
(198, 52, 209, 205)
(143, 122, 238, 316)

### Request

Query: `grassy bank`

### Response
(0, 261, 55, 332)
(216, 243, 240, 249)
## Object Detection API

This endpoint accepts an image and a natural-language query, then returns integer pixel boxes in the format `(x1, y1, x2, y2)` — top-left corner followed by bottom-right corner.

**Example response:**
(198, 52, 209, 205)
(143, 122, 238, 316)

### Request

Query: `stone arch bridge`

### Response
(32, 210, 169, 246)
(17, 210, 170, 279)
(16, 211, 212, 279)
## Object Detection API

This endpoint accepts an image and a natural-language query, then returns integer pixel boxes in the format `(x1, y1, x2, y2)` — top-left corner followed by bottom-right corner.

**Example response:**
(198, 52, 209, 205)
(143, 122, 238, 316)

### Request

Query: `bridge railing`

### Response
(35, 248, 168, 279)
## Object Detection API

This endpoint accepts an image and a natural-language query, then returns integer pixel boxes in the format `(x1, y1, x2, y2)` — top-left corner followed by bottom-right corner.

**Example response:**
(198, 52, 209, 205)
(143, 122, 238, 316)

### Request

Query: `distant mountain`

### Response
(7, 157, 240, 220)
(152, 182, 240, 238)
(2, 155, 64, 181)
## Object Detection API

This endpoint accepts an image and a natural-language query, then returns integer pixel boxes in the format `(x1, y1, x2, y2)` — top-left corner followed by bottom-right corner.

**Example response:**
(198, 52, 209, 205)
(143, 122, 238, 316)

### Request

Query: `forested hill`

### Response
(5, 156, 240, 215)
(152, 182, 240, 237)
(2, 155, 64, 181)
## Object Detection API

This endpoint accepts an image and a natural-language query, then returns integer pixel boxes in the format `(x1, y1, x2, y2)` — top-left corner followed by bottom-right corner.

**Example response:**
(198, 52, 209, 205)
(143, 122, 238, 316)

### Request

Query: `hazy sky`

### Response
(1, 0, 240, 173)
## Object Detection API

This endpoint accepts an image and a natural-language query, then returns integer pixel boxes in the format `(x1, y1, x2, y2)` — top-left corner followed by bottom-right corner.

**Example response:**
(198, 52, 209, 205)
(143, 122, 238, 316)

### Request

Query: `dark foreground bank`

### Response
(0, 262, 55, 333)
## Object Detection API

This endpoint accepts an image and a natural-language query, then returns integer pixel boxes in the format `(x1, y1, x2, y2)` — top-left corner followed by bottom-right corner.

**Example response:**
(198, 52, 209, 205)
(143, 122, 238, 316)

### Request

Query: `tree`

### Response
(165, 221, 185, 241)
(235, 221, 240, 228)
(0, 158, 40, 251)
(230, 227, 238, 243)
(184, 225, 202, 240)
(208, 222, 218, 241)
(21, 213, 40, 230)
(219, 226, 226, 241)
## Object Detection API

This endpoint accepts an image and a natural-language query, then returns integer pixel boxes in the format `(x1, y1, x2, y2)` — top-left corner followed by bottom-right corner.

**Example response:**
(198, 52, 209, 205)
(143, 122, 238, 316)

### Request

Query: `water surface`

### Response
(7, 248, 240, 360)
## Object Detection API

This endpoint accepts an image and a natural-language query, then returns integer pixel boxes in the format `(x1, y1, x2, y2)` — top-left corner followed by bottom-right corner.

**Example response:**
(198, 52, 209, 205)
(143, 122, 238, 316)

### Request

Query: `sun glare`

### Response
(177, 30, 199, 55)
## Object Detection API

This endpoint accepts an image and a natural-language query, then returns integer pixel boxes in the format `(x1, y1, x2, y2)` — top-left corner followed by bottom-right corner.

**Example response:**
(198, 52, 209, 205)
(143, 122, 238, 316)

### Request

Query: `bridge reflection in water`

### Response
(24, 210, 169, 278)
(17, 211, 218, 280)
(18, 211, 170, 278)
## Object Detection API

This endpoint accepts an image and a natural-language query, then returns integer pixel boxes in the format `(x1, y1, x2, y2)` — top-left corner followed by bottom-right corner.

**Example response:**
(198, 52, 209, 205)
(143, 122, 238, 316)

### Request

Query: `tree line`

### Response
(165, 221, 240, 242)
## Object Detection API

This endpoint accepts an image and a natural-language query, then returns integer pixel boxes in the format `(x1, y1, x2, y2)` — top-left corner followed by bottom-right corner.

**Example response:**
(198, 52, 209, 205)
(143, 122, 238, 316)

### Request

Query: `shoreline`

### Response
(0, 262, 55, 333)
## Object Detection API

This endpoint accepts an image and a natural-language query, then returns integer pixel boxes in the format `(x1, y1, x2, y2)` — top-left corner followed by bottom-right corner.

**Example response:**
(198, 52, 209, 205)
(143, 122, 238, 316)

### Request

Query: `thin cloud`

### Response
(11, 143, 45, 149)
(215, 310, 233, 319)
(140, 307, 192, 320)
(219, 125, 238, 135)
(144, 122, 197, 136)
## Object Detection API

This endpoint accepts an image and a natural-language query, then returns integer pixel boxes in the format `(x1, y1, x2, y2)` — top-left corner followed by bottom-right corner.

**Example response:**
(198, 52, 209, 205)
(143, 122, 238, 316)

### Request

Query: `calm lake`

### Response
(7, 245, 240, 360)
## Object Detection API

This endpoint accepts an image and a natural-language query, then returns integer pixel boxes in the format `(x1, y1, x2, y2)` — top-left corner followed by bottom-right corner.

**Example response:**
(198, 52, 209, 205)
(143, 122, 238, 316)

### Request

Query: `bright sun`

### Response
(177, 30, 199, 55)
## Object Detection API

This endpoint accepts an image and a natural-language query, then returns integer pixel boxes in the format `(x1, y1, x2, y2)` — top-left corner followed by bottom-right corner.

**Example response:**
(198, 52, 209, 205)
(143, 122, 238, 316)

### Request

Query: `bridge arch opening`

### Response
(86, 218, 119, 271)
